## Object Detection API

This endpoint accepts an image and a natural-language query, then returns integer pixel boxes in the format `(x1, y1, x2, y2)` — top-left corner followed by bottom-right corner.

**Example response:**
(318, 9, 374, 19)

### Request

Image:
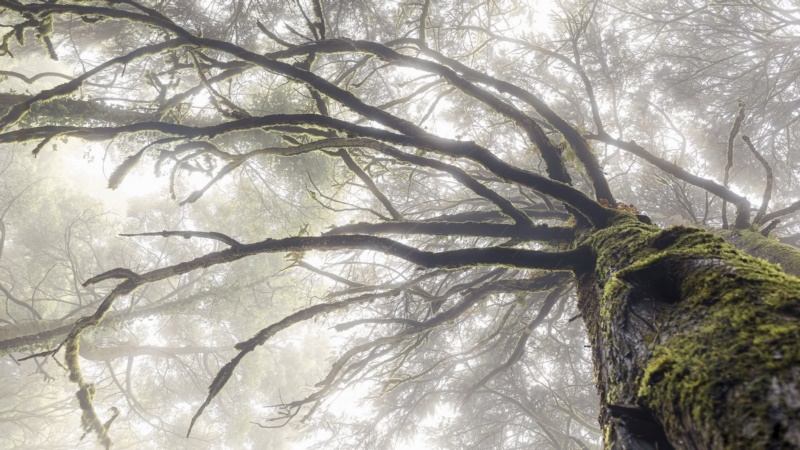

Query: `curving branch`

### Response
(267, 39, 577, 191)
(589, 133, 751, 229)
(722, 102, 746, 228)
(0, 2, 613, 226)
(119, 230, 243, 248)
(0, 39, 185, 131)
(23, 227, 587, 444)
(375, 38, 614, 205)
(1, 117, 610, 226)
(336, 138, 535, 226)
(762, 199, 800, 224)
(189, 289, 381, 436)
(741, 135, 773, 225)
(456, 25, 607, 136)
(0, 70, 74, 84)
(262, 271, 571, 426)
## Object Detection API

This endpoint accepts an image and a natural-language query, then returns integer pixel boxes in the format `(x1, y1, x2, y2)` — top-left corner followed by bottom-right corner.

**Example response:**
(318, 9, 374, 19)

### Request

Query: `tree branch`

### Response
(722, 102, 746, 228)
(590, 133, 751, 228)
(326, 221, 573, 242)
(741, 135, 773, 225)
(119, 230, 243, 248)
(333, 148, 403, 220)
(1, 117, 610, 226)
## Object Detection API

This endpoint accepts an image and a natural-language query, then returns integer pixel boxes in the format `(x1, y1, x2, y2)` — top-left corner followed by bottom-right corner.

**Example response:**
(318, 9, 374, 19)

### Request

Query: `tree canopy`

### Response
(1, 0, 799, 448)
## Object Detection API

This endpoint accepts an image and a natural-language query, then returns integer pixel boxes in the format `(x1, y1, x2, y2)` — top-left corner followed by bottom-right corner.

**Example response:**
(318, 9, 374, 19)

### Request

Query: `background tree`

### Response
(1, 0, 799, 449)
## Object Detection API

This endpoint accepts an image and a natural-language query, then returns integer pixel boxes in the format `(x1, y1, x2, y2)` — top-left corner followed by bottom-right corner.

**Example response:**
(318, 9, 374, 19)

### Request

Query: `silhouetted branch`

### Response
(1, 117, 610, 226)
(119, 230, 243, 247)
(0, 40, 185, 132)
(741, 135, 773, 224)
(722, 102, 746, 228)
(762, 199, 800, 223)
(334, 148, 403, 220)
(590, 133, 751, 228)
(326, 221, 573, 242)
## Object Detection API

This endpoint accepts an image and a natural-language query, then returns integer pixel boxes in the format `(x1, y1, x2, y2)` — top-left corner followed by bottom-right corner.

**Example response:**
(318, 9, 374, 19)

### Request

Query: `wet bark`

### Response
(576, 213, 800, 449)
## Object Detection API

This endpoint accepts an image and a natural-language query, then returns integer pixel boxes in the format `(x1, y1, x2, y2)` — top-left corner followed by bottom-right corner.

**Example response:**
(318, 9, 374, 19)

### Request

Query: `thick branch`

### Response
(326, 221, 573, 242)
(722, 102, 746, 228)
(0, 3, 611, 225)
(119, 230, 242, 247)
(0, 40, 185, 131)
(267, 39, 576, 189)
(590, 133, 750, 228)
(762, 199, 800, 224)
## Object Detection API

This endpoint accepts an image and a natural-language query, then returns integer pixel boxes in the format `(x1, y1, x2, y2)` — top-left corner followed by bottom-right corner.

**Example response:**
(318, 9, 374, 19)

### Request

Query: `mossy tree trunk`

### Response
(576, 214, 800, 449)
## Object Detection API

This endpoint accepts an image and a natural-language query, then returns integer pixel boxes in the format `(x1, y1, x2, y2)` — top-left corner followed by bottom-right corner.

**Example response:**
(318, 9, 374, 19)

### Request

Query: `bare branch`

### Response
(762, 199, 800, 223)
(0, 40, 185, 132)
(463, 286, 566, 401)
(741, 135, 773, 225)
(119, 230, 243, 248)
(590, 133, 751, 228)
(334, 148, 403, 220)
(722, 102, 746, 228)
(326, 221, 573, 242)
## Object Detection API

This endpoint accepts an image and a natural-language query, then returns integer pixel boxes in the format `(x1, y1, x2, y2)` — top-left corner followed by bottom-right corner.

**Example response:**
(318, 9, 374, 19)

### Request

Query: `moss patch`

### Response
(582, 213, 800, 448)
(712, 228, 800, 278)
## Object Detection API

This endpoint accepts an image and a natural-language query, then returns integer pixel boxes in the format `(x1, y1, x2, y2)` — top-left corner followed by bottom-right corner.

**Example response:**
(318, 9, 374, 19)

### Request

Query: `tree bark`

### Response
(576, 212, 800, 449)
(0, 93, 153, 126)
(0, 292, 203, 354)
(712, 228, 800, 278)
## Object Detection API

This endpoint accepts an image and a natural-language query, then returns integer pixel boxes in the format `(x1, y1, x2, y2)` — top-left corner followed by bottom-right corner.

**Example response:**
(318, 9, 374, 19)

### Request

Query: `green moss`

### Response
(712, 228, 800, 278)
(635, 236, 797, 444)
(65, 335, 82, 383)
(583, 213, 800, 447)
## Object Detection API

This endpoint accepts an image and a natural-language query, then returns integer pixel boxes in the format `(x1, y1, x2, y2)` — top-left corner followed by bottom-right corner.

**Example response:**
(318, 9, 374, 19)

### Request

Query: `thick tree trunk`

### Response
(576, 212, 800, 449)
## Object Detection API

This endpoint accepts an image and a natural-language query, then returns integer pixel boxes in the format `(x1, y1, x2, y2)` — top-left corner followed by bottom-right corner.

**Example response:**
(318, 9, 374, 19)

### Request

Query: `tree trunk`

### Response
(576, 212, 800, 449)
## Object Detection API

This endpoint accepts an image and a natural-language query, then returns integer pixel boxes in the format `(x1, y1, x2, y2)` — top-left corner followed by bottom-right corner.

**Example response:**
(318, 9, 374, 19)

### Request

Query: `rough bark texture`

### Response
(577, 211, 800, 449)
(713, 228, 800, 278)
